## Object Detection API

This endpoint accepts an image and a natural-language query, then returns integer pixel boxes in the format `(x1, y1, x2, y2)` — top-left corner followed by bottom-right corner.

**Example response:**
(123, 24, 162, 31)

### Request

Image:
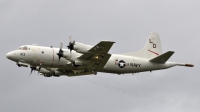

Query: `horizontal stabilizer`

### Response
(149, 51, 174, 63)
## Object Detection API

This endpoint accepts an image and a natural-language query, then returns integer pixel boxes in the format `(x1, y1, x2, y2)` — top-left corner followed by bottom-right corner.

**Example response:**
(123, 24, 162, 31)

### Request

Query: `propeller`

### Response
(67, 36, 75, 55)
(30, 66, 36, 75)
(56, 37, 75, 62)
(17, 62, 21, 67)
(56, 43, 63, 62)
(38, 67, 41, 74)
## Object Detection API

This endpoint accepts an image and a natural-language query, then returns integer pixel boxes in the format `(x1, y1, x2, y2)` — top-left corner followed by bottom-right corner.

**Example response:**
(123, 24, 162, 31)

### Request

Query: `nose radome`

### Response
(6, 52, 14, 60)
(6, 52, 11, 59)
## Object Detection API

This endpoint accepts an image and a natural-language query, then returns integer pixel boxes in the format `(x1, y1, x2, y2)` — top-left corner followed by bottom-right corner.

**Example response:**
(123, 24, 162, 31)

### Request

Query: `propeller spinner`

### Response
(56, 43, 64, 62)
(67, 36, 75, 54)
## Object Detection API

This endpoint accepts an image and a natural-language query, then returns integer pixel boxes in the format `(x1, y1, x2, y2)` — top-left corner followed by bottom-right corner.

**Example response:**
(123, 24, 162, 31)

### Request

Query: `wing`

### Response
(48, 41, 115, 77)
(88, 41, 115, 54)
(78, 41, 115, 70)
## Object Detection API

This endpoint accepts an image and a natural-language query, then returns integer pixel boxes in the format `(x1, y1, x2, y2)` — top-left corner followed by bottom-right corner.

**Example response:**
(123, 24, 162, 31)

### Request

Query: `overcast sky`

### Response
(0, 0, 199, 112)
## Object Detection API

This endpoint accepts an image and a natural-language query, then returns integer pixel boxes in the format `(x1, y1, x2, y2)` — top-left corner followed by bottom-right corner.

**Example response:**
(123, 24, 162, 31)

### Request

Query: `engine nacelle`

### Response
(73, 42, 92, 53)
(36, 67, 51, 74)
(73, 61, 83, 66)
(46, 68, 57, 72)
(63, 51, 71, 59)
(53, 71, 69, 76)
(40, 73, 52, 77)
(36, 67, 52, 77)
(17, 62, 29, 67)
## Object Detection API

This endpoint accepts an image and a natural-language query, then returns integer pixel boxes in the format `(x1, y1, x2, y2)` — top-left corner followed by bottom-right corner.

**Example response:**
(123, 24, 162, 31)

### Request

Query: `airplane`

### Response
(6, 32, 194, 77)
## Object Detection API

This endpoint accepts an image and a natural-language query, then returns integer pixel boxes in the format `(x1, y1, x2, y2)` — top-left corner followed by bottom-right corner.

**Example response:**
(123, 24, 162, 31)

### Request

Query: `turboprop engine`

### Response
(57, 43, 72, 61)
(69, 41, 105, 54)
(72, 42, 93, 53)
(36, 66, 51, 74)
(67, 37, 93, 54)
(16, 62, 29, 67)
(37, 67, 63, 77)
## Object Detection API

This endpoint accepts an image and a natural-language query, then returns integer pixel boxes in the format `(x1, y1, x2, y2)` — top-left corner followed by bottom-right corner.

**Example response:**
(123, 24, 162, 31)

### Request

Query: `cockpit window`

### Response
(22, 46, 27, 50)
(19, 46, 28, 50)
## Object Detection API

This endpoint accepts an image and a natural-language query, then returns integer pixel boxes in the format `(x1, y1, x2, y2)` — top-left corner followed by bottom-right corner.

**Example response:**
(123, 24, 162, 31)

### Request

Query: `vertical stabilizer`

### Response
(122, 32, 163, 59)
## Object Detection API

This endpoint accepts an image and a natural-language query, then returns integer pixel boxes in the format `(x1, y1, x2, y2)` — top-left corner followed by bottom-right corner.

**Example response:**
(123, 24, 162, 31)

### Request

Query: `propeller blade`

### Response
(30, 67, 36, 75)
(38, 67, 41, 74)
(69, 36, 71, 43)
(30, 69, 33, 75)
(57, 43, 64, 63)
(17, 64, 21, 67)
(57, 50, 63, 62)
(67, 36, 75, 57)
(72, 40, 75, 45)
(60, 43, 63, 50)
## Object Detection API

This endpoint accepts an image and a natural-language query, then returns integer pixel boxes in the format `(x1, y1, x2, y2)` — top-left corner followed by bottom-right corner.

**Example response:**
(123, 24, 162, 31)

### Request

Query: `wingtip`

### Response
(101, 40, 115, 43)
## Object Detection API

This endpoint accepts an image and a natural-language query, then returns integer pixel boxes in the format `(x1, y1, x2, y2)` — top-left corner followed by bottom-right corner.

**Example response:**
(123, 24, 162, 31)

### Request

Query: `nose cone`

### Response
(6, 52, 12, 59)
(6, 51, 15, 61)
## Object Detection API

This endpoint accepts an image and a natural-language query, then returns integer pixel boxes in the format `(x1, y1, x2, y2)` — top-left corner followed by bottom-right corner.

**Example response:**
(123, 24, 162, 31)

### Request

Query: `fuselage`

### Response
(6, 45, 177, 76)
(6, 32, 193, 77)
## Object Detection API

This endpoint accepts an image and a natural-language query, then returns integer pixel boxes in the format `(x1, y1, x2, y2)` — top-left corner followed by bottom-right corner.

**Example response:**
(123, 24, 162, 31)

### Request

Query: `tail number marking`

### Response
(149, 39, 156, 48)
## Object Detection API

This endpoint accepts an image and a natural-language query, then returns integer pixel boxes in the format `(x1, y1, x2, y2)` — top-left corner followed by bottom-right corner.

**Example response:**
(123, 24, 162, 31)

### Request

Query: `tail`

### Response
(123, 32, 163, 59)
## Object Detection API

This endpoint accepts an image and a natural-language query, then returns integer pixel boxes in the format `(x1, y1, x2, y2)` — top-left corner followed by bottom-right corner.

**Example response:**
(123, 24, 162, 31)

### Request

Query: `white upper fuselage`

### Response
(6, 32, 192, 77)
(7, 45, 177, 75)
